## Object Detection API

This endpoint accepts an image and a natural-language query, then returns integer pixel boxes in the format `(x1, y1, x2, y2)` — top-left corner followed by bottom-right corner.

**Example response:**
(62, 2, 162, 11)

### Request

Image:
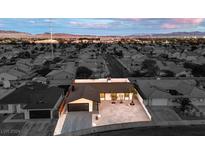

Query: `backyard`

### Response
(93, 99, 151, 127)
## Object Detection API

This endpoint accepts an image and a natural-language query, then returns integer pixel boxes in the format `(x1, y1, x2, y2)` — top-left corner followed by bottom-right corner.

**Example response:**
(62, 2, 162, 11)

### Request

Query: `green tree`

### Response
(174, 98, 191, 112)
(141, 59, 159, 77)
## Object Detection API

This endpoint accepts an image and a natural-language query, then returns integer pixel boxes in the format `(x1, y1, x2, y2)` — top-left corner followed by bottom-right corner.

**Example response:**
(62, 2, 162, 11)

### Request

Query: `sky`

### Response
(0, 18, 204, 36)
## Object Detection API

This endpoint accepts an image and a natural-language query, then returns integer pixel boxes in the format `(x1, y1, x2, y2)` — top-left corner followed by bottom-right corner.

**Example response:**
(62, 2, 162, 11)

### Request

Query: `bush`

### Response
(76, 66, 93, 79)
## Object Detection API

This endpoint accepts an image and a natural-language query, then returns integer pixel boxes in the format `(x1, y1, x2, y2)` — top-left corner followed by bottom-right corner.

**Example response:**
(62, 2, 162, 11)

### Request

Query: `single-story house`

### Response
(0, 82, 64, 119)
(130, 78, 205, 106)
(61, 78, 142, 114)
(6, 68, 27, 79)
(156, 61, 191, 77)
(46, 70, 75, 86)
(0, 72, 18, 81)
(55, 78, 151, 135)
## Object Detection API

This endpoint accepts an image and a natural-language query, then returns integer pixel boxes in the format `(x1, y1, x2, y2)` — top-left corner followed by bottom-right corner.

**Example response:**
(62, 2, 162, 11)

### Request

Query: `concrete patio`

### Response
(92, 99, 151, 127)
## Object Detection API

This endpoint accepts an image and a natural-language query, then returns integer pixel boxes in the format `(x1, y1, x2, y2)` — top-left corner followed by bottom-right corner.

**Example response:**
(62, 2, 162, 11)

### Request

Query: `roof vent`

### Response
(38, 99, 45, 104)
(107, 77, 111, 83)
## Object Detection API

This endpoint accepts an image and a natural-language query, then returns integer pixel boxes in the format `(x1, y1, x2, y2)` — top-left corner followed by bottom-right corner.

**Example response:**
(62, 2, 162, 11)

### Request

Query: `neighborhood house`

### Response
(54, 78, 151, 135)
(0, 82, 64, 119)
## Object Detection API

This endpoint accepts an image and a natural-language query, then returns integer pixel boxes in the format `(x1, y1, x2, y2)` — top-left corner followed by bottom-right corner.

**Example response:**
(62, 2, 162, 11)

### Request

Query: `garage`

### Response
(29, 110, 51, 119)
(68, 103, 89, 112)
(151, 99, 168, 106)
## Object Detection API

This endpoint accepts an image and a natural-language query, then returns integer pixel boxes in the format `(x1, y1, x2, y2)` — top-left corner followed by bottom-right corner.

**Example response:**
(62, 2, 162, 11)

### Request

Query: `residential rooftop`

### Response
(74, 78, 130, 83)
(129, 78, 205, 99)
(0, 82, 64, 109)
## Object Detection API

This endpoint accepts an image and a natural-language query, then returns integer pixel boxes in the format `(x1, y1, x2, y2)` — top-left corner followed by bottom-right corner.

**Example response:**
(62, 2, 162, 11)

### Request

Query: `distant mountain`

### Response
(130, 31, 205, 38)
(34, 33, 99, 39)
(0, 30, 204, 39)
(0, 30, 32, 38)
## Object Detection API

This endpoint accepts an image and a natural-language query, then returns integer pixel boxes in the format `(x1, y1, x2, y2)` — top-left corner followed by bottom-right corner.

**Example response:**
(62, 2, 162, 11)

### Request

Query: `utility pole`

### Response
(49, 18, 54, 59)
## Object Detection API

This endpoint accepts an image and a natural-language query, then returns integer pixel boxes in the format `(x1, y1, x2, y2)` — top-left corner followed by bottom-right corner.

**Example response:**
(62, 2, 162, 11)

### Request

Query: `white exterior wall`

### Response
(129, 93, 133, 100)
(103, 93, 133, 101)
(117, 93, 124, 100)
(16, 104, 26, 113)
(150, 98, 168, 106)
(0, 104, 15, 114)
(24, 110, 30, 119)
(69, 98, 93, 112)
(136, 92, 143, 104)
(105, 93, 111, 100)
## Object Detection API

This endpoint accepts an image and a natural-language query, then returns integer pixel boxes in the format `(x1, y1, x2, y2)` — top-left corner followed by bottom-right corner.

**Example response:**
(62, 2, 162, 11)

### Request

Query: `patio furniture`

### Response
(111, 101, 116, 104)
(96, 116, 99, 120)
(130, 100, 135, 106)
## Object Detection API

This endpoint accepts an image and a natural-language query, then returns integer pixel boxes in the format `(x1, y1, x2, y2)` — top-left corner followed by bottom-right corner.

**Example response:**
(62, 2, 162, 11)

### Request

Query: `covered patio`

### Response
(92, 98, 151, 127)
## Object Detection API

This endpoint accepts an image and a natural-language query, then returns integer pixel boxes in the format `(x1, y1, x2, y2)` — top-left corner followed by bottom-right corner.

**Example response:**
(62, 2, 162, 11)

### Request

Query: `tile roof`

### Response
(134, 79, 205, 99)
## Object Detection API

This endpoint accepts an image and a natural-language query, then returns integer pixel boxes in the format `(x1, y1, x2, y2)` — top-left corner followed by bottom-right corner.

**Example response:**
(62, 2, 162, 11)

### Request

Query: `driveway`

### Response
(61, 112, 92, 134)
(20, 119, 57, 136)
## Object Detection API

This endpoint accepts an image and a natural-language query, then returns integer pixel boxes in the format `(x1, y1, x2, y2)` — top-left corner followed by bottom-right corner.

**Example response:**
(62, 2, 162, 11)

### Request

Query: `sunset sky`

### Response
(0, 18, 204, 35)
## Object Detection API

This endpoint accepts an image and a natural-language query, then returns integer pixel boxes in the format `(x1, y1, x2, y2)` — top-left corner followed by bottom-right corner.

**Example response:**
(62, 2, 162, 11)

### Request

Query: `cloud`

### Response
(68, 21, 111, 29)
(161, 18, 204, 29)
(174, 18, 204, 25)
(161, 23, 178, 29)
(28, 20, 36, 24)
(117, 18, 142, 22)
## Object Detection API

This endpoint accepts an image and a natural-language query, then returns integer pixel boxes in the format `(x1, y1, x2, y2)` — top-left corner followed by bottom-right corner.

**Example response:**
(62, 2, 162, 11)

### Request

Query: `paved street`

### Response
(104, 54, 131, 78)
(89, 125, 205, 136)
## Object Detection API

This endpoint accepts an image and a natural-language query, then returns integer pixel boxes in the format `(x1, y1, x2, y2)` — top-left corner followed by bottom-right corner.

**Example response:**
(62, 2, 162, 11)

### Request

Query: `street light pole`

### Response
(50, 18, 54, 59)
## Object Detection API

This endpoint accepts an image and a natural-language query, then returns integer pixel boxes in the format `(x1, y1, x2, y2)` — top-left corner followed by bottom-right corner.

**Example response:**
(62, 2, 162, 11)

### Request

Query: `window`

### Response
(111, 93, 117, 100)
(100, 93, 105, 99)
(0, 105, 8, 110)
(125, 93, 129, 98)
